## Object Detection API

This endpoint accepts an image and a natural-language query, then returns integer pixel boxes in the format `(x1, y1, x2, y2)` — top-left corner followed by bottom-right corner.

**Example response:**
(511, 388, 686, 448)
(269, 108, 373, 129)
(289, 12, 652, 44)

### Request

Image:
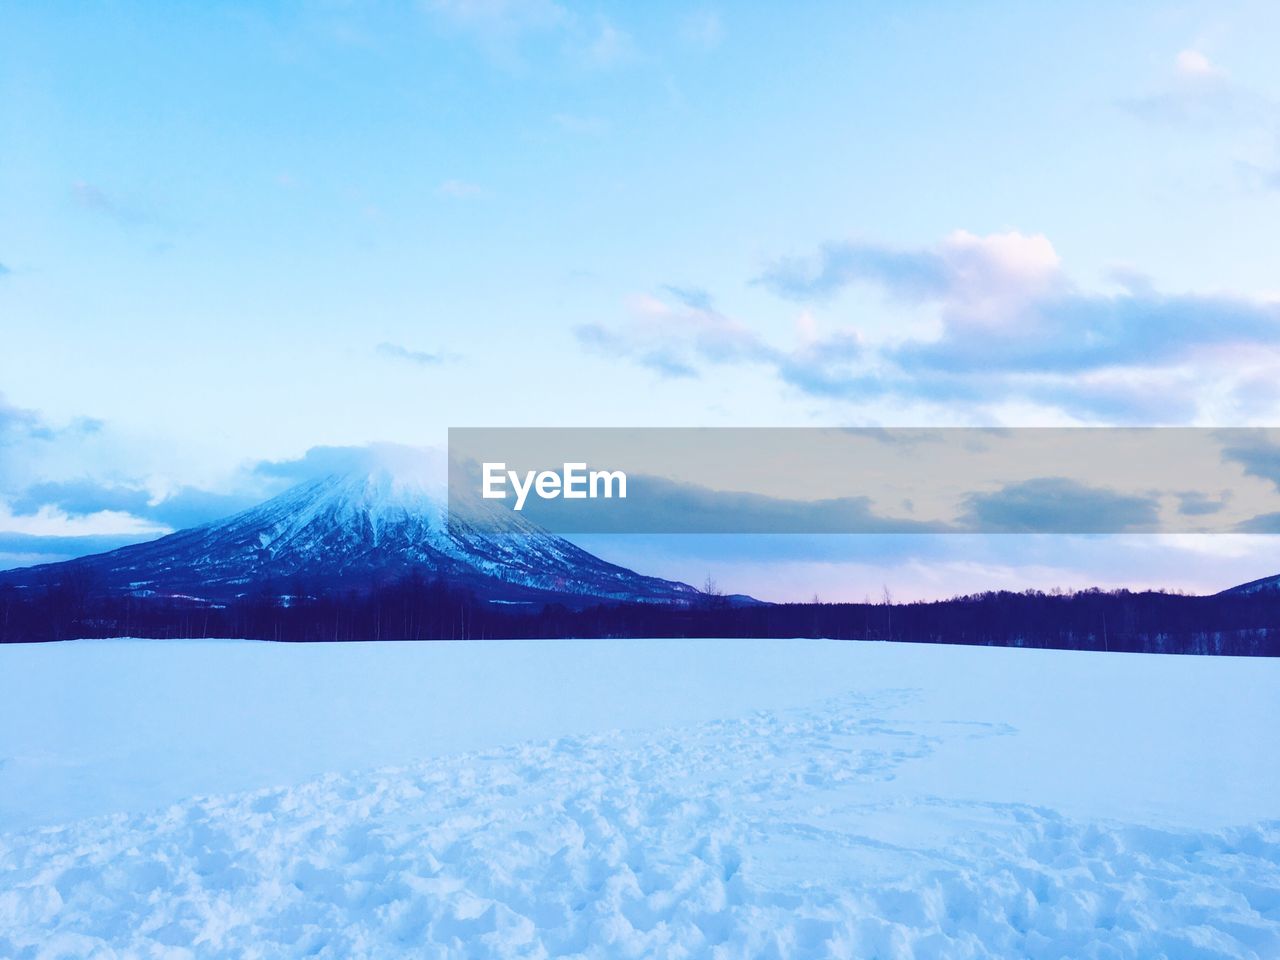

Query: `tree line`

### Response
(1, 571, 1277, 654)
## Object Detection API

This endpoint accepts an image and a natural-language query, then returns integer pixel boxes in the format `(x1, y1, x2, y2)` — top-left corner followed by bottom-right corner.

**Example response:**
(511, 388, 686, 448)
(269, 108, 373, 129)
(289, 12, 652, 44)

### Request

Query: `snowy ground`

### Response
(1, 640, 1277, 958)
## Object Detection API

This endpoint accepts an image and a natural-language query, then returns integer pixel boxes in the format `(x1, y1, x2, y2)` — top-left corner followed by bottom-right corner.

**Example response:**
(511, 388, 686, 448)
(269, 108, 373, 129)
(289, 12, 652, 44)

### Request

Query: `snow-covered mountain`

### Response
(0, 456, 705, 608)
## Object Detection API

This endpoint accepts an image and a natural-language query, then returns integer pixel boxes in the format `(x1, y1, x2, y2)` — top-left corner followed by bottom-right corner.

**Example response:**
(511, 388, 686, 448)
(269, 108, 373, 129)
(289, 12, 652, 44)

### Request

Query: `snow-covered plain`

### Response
(1, 639, 1277, 958)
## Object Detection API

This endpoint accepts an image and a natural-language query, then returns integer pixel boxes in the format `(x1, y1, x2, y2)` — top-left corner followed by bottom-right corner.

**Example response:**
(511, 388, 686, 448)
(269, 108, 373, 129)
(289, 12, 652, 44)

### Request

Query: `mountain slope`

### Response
(1219, 572, 1280, 596)
(0, 467, 704, 608)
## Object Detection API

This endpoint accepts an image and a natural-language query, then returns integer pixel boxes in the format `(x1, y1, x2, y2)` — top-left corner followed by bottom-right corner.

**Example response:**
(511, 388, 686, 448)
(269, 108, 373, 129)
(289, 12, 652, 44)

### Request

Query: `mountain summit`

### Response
(0, 453, 703, 608)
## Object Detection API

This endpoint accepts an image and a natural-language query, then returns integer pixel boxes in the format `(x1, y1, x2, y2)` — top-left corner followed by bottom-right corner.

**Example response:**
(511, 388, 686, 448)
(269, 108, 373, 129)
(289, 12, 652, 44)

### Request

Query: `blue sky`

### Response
(3, 0, 1280, 598)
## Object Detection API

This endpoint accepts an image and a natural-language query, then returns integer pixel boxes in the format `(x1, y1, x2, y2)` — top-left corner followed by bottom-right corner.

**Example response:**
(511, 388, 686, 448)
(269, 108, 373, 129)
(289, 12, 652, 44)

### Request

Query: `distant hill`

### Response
(1218, 573, 1280, 596)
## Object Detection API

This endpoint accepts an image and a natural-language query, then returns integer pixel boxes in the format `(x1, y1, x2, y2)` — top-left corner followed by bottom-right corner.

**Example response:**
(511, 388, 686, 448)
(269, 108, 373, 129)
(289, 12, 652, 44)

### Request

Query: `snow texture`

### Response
(0, 639, 1277, 958)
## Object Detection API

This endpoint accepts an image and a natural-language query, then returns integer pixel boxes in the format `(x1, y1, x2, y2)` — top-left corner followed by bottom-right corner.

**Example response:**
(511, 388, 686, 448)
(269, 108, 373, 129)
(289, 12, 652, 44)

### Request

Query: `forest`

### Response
(1, 570, 1276, 655)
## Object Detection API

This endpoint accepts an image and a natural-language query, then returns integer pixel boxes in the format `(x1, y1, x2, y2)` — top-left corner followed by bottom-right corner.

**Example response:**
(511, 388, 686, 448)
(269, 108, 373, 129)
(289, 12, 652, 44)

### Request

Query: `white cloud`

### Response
(376, 342, 459, 365)
(577, 288, 864, 392)
(425, 0, 635, 70)
(1120, 47, 1268, 126)
(0, 504, 169, 538)
(1174, 49, 1221, 79)
(679, 10, 723, 50)
(581, 20, 635, 69)
(576, 230, 1280, 424)
(935, 230, 1063, 327)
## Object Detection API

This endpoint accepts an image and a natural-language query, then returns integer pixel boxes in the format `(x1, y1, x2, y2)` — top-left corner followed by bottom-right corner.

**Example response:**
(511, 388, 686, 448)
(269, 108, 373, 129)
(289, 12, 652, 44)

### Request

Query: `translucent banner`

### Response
(448, 427, 1280, 534)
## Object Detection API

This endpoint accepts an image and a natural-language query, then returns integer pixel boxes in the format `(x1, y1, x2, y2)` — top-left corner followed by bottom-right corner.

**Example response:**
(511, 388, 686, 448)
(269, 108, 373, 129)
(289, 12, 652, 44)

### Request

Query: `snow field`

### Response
(2, 681, 1278, 959)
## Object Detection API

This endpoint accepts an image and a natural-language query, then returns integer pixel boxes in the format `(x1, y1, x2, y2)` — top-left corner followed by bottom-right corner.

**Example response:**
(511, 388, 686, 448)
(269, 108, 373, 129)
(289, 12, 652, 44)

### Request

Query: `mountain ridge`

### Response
(1217, 572, 1280, 596)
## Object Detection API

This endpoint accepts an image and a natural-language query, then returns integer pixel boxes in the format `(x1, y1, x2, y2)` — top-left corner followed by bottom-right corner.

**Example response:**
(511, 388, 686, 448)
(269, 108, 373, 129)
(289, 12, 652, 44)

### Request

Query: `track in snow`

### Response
(2, 687, 1277, 959)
